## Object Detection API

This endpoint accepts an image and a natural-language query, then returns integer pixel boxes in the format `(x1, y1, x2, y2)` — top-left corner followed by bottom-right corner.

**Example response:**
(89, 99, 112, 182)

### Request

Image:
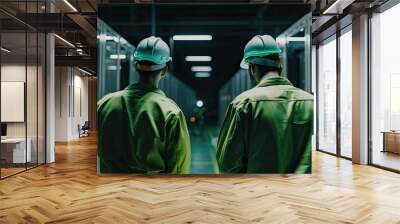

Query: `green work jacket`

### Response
(217, 75, 314, 173)
(97, 83, 191, 174)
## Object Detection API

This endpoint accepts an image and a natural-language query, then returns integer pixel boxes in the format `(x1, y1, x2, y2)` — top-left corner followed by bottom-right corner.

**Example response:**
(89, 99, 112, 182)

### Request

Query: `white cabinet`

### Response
(1, 138, 32, 163)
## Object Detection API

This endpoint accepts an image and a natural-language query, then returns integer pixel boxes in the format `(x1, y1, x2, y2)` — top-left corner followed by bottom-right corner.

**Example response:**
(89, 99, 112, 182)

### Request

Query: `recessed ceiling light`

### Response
(185, 56, 212, 62)
(110, 54, 126, 59)
(194, 72, 211, 78)
(173, 35, 212, 41)
(287, 37, 305, 42)
(107, 65, 119, 71)
(196, 100, 204, 107)
(191, 66, 212, 72)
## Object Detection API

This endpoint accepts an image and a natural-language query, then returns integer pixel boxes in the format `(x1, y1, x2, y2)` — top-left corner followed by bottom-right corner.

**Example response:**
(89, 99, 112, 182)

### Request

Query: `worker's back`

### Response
(98, 83, 191, 174)
(217, 75, 313, 173)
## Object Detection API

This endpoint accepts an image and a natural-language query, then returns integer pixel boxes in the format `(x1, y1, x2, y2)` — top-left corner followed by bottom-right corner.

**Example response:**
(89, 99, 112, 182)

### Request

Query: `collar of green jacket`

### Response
(125, 82, 166, 96)
(256, 73, 293, 88)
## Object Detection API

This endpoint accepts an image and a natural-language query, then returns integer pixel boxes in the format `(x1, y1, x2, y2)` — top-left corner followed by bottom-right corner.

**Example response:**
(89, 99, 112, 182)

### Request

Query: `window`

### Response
(317, 35, 337, 154)
(371, 3, 400, 171)
(339, 27, 352, 158)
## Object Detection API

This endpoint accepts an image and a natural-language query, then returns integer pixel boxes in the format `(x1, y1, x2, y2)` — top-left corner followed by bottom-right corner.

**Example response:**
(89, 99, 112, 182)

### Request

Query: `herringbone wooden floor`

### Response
(1, 135, 400, 224)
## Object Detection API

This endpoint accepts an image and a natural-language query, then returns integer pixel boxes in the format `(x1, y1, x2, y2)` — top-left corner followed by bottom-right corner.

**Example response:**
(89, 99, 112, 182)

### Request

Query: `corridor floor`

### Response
(190, 126, 219, 174)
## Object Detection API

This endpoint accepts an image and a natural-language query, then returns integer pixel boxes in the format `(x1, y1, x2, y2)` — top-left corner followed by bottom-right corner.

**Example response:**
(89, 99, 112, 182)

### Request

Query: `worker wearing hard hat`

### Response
(98, 36, 191, 174)
(216, 35, 314, 173)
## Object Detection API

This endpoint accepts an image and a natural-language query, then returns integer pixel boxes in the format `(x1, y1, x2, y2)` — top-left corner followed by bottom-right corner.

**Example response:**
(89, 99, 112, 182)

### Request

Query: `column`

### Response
(352, 14, 369, 164)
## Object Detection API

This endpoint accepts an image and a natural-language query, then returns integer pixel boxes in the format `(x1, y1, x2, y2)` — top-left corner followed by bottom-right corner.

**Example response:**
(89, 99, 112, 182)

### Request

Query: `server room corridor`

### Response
(95, 4, 312, 175)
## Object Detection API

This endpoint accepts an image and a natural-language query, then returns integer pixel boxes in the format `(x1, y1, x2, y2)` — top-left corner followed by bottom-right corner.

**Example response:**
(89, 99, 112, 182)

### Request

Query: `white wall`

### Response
(1, 65, 27, 141)
(1, 64, 40, 137)
(71, 72, 89, 138)
(55, 67, 69, 141)
(55, 67, 89, 141)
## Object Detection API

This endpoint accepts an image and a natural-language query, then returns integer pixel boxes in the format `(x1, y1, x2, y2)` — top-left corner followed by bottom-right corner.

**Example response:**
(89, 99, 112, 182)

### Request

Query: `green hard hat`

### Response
(240, 35, 282, 69)
(134, 36, 172, 71)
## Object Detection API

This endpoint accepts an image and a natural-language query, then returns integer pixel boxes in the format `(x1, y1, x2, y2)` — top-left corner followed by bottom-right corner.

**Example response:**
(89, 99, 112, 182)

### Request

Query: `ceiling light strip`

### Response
(78, 67, 93, 76)
(54, 34, 75, 48)
(194, 72, 211, 78)
(191, 66, 212, 72)
(1, 47, 11, 53)
(185, 56, 212, 62)
(63, 0, 78, 12)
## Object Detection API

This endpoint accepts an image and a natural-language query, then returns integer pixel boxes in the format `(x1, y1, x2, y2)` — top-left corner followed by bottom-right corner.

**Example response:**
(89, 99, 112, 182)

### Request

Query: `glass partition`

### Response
(97, 19, 135, 100)
(118, 38, 133, 90)
(1, 29, 28, 177)
(0, 2, 46, 179)
(276, 13, 312, 92)
(27, 30, 38, 169)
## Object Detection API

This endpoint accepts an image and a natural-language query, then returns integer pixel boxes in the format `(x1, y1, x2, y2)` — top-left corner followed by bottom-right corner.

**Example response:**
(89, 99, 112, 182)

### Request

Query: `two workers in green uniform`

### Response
(98, 35, 314, 174)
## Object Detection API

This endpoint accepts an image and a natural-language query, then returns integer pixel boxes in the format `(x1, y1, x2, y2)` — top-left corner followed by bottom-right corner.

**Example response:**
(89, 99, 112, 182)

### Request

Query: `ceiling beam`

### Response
(67, 13, 97, 47)
(51, 0, 97, 47)
(55, 55, 96, 72)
